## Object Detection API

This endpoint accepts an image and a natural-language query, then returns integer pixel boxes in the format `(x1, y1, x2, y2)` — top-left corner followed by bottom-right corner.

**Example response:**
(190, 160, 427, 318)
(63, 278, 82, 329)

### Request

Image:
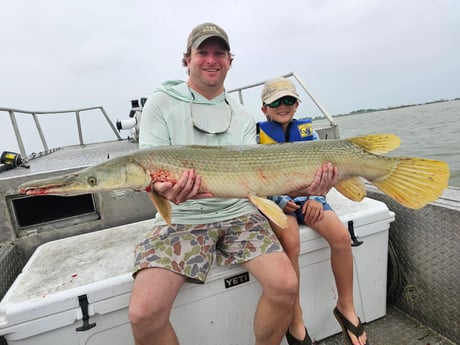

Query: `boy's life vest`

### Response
(257, 118, 317, 144)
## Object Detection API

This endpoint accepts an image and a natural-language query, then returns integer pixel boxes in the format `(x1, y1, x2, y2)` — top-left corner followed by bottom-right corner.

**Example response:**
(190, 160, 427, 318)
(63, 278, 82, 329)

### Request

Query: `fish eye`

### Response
(87, 176, 97, 186)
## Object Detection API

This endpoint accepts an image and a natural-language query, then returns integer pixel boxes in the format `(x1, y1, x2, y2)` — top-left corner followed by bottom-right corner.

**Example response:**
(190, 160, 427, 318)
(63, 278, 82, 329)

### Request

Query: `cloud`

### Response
(1, 0, 459, 153)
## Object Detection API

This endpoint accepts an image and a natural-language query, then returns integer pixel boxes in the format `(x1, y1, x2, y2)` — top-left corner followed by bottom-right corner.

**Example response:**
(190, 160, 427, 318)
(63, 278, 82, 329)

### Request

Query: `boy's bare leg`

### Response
(311, 211, 368, 345)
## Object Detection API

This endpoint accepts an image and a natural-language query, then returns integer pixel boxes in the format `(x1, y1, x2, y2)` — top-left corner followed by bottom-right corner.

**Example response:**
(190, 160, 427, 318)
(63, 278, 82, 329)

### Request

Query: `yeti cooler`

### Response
(0, 189, 394, 344)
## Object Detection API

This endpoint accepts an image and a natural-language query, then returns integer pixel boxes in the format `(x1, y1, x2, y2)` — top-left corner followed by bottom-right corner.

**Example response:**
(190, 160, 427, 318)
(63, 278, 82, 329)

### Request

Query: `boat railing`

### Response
(0, 106, 122, 159)
(227, 71, 340, 139)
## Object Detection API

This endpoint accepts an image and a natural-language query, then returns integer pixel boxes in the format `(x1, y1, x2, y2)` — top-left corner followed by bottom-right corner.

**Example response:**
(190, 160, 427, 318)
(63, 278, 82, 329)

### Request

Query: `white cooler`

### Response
(0, 190, 394, 345)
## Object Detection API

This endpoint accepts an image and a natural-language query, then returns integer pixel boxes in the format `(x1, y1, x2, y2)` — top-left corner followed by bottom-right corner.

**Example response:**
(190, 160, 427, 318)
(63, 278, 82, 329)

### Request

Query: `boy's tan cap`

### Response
(261, 77, 300, 104)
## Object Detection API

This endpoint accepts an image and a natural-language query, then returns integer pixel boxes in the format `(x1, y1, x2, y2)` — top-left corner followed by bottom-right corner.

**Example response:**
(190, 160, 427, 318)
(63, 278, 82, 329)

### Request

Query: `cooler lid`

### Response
(328, 188, 394, 229)
(0, 220, 151, 330)
(299, 189, 395, 243)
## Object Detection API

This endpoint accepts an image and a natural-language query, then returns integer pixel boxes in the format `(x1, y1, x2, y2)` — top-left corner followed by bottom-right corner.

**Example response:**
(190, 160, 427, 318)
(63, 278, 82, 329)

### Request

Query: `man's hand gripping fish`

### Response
(18, 134, 450, 229)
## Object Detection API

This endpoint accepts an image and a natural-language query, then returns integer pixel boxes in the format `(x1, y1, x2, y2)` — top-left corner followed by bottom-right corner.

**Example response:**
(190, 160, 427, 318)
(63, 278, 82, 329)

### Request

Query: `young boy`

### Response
(258, 77, 369, 345)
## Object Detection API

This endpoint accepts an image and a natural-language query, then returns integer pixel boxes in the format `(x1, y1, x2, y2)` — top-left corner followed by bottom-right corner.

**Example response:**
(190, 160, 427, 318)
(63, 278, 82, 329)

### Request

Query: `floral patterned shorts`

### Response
(133, 213, 282, 283)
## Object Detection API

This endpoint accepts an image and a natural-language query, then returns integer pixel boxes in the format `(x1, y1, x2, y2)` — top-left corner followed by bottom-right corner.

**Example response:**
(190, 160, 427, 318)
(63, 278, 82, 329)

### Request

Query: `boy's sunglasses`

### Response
(264, 96, 297, 108)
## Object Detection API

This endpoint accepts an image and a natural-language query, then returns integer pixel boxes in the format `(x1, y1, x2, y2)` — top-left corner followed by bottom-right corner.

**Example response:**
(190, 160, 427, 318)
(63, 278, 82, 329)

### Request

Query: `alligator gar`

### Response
(18, 134, 450, 228)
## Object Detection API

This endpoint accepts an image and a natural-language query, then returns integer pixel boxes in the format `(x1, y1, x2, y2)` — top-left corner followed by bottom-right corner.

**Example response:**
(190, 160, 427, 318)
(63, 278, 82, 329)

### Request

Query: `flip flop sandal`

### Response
(286, 327, 313, 345)
(333, 307, 369, 345)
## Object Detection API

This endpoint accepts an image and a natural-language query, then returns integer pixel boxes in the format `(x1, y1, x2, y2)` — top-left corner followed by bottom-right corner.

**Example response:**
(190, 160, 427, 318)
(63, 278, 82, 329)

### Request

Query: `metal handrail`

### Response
(0, 106, 122, 158)
(228, 71, 337, 126)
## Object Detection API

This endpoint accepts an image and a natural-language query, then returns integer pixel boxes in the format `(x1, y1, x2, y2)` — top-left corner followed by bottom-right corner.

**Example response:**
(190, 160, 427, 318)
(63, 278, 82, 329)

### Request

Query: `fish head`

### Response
(18, 157, 151, 196)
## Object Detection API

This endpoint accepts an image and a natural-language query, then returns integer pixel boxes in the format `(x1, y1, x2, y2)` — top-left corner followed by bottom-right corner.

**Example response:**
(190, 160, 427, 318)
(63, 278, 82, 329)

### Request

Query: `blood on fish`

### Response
(150, 170, 177, 186)
(257, 168, 269, 180)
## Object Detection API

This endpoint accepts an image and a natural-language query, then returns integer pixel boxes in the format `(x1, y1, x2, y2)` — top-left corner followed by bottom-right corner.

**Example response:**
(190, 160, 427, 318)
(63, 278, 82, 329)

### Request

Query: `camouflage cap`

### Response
(186, 23, 230, 51)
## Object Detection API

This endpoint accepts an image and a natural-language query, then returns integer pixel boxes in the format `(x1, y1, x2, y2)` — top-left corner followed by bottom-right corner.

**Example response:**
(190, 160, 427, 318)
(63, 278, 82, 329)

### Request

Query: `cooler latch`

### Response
(348, 220, 364, 247)
(76, 294, 96, 332)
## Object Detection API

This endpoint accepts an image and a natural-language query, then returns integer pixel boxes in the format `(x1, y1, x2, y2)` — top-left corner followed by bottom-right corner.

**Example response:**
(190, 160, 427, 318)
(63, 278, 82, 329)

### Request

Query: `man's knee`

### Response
(129, 296, 172, 343)
(129, 269, 180, 334)
(268, 276, 297, 311)
(259, 256, 298, 302)
(274, 269, 298, 295)
(128, 300, 150, 328)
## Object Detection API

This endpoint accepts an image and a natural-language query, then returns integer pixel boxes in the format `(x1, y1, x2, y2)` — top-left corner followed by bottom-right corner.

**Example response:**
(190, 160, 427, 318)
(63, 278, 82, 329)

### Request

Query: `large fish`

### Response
(18, 134, 449, 228)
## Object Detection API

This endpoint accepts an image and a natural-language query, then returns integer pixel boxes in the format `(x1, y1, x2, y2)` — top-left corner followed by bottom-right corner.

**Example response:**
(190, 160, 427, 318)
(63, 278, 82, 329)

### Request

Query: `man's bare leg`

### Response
(243, 252, 298, 345)
(270, 216, 307, 340)
(129, 268, 185, 345)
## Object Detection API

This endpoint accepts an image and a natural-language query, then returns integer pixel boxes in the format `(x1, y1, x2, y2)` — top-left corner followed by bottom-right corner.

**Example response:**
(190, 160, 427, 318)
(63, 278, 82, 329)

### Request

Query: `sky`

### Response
(1, 0, 459, 154)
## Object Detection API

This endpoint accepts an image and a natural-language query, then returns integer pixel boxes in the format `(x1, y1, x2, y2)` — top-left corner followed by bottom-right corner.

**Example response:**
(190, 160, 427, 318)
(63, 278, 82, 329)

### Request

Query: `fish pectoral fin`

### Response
(335, 177, 367, 202)
(147, 190, 172, 225)
(248, 195, 288, 229)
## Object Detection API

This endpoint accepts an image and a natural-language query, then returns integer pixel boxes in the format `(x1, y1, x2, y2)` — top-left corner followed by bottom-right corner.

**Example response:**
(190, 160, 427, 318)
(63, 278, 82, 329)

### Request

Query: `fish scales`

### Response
(17, 134, 450, 227)
(131, 140, 396, 198)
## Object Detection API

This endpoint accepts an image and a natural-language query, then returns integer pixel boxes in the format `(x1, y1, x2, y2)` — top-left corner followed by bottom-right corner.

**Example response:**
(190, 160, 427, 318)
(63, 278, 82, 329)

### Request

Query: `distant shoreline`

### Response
(315, 97, 460, 120)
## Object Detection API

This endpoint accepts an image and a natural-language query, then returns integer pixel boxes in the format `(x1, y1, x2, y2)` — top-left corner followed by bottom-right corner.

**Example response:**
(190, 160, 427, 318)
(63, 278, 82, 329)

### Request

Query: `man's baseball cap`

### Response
(261, 77, 301, 104)
(186, 23, 230, 51)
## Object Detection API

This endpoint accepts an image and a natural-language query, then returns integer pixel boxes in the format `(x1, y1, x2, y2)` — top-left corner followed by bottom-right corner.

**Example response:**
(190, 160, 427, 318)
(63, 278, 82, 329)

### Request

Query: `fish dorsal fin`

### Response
(335, 177, 367, 201)
(248, 194, 288, 229)
(147, 190, 172, 224)
(348, 134, 400, 154)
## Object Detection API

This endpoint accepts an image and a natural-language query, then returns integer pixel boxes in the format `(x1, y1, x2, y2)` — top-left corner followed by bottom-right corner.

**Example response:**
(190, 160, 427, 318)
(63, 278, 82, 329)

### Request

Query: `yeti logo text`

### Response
(224, 272, 250, 288)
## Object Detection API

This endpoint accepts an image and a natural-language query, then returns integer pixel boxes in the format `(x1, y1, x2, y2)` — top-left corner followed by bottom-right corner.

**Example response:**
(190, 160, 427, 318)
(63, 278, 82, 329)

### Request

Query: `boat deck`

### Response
(319, 305, 456, 345)
(0, 139, 138, 180)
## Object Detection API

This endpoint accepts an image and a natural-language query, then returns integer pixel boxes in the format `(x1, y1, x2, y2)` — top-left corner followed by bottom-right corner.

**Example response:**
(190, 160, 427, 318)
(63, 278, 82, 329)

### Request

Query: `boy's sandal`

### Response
(333, 307, 369, 345)
(286, 327, 313, 345)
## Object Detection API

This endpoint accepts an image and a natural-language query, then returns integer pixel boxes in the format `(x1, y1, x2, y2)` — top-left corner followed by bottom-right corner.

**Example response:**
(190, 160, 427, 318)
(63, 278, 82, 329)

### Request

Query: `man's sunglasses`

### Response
(264, 96, 297, 108)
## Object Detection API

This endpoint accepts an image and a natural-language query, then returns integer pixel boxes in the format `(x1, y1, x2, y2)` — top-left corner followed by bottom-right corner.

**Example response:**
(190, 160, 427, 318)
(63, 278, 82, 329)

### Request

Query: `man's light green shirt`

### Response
(139, 80, 258, 225)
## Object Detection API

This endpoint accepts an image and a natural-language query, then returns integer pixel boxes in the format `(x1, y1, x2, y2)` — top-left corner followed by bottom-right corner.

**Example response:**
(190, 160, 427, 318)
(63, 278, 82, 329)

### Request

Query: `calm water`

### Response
(2, 99, 459, 187)
(314, 100, 460, 187)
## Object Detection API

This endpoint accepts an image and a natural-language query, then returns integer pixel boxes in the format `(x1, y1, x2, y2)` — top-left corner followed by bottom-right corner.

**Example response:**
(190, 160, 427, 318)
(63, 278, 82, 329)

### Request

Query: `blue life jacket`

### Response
(257, 118, 316, 144)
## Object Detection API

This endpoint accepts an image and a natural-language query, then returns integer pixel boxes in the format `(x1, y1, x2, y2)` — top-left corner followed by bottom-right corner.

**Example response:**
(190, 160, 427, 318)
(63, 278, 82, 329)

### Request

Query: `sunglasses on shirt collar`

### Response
(264, 96, 297, 108)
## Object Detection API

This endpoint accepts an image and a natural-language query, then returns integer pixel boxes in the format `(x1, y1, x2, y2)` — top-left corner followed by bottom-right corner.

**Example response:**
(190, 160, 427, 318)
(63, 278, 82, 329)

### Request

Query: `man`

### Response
(128, 23, 337, 345)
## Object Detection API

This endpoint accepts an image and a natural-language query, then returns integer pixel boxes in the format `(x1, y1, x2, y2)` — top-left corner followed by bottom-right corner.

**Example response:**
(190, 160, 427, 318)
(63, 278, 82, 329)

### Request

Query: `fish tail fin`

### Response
(148, 190, 172, 224)
(348, 134, 401, 154)
(372, 158, 450, 209)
